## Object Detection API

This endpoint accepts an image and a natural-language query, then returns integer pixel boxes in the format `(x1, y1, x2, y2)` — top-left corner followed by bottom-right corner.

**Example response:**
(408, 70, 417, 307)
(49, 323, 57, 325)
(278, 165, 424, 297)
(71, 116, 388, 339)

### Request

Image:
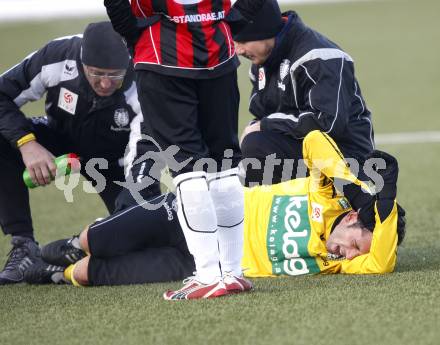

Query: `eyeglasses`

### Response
(85, 67, 126, 81)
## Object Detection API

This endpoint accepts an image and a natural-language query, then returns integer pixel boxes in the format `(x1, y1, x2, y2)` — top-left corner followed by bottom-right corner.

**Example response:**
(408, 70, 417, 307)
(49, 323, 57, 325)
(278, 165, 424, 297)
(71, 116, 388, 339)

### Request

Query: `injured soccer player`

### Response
(24, 131, 406, 294)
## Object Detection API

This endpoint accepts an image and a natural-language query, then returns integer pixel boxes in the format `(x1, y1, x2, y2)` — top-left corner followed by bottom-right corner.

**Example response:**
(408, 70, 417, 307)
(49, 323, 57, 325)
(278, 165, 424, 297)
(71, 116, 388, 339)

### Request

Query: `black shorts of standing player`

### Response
(37, 193, 194, 286)
(136, 70, 241, 174)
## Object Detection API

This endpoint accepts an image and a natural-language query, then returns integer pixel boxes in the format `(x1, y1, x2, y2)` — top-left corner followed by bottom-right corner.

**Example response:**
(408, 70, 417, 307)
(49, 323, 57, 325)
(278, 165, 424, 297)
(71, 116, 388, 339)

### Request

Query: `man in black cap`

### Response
(227, 0, 375, 186)
(0, 22, 158, 285)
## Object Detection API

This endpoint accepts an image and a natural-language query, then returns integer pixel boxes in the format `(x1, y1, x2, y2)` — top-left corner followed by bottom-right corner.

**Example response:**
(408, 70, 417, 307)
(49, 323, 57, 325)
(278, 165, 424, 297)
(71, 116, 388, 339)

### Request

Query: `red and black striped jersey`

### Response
(131, 0, 239, 78)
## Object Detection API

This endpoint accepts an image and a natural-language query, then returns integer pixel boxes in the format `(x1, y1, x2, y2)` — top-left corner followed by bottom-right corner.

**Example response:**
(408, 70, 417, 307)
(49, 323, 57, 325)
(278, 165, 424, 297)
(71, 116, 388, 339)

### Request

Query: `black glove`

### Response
(366, 150, 399, 223)
(367, 150, 398, 200)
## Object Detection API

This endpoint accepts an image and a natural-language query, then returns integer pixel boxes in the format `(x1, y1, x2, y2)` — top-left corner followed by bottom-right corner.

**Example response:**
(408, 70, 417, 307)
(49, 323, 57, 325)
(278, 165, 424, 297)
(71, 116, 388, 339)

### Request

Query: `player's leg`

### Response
(82, 247, 195, 286)
(42, 194, 186, 260)
(136, 71, 227, 299)
(42, 193, 184, 265)
(53, 246, 194, 287)
(0, 117, 67, 284)
(198, 72, 251, 292)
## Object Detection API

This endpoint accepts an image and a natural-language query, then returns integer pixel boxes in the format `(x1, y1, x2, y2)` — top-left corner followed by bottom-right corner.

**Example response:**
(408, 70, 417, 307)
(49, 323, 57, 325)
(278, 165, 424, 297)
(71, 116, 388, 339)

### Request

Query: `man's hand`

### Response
(19, 141, 57, 187)
(240, 121, 261, 146)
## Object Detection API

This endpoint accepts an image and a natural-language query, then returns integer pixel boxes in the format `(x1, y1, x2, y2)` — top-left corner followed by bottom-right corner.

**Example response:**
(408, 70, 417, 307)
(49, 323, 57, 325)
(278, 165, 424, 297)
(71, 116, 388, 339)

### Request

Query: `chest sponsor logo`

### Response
(277, 59, 291, 91)
(311, 202, 323, 223)
(58, 87, 78, 115)
(111, 108, 130, 132)
(258, 67, 266, 90)
(169, 8, 225, 24)
(266, 195, 320, 276)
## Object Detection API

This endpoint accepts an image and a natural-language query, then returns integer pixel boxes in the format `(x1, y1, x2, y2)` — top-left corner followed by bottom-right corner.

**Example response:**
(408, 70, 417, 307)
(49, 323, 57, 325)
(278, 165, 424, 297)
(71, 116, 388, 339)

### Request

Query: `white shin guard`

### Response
(174, 171, 220, 284)
(208, 168, 244, 277)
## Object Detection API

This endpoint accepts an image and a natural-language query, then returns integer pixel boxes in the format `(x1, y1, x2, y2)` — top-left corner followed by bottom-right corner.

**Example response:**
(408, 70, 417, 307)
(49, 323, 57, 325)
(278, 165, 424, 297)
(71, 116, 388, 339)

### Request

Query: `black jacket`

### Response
(0, 34, 143, 169)
(249, 12, 374, 160)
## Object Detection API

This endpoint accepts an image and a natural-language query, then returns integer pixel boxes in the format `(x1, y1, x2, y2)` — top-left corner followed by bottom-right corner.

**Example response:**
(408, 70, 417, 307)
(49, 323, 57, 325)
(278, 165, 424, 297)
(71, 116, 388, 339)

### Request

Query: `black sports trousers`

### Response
(0, 117, 124, 238)
(136, 70, 241, 176)
(87, 193, 194, 285)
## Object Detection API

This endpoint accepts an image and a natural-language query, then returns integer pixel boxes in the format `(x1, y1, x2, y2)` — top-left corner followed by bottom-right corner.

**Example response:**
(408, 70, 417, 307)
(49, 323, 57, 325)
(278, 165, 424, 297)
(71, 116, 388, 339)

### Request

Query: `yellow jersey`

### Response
(242, 131, 399, 277)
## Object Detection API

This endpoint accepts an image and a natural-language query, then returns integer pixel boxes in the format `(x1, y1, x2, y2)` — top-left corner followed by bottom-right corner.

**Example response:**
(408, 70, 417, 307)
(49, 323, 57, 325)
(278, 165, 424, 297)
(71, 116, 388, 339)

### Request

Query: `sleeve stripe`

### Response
(301, 64, 316, 110)
(123, 82, 144, 177)
(354, 81, 366, 119)
(13, 71, 45, 107)
(289, 48, 354, 75)
(266, 111, 314, 123)
(288, 48, 352, 135)
(325, 57, 344, 135)
(0, 51, 36, 78)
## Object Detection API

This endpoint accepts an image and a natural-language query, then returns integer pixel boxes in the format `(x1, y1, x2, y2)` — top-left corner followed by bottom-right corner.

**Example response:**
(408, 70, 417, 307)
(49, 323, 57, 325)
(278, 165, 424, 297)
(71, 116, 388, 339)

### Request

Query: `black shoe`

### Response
(41, 236, 86, 267)
(24, 259, 66, 284)
(0, 236, 41, 285)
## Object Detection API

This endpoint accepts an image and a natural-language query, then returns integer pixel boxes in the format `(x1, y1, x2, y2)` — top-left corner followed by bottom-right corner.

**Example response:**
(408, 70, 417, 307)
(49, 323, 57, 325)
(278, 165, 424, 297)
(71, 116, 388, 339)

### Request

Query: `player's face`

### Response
(326, 212, 373, 260)
(83, 65, 126, 97)
(234, 38, 276, 65)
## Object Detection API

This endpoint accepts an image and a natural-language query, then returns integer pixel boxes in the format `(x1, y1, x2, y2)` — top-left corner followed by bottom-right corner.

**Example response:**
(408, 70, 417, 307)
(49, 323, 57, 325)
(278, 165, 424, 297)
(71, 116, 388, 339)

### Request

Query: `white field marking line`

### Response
(0, 0, 376, 22)
(375, 131, 440, 145)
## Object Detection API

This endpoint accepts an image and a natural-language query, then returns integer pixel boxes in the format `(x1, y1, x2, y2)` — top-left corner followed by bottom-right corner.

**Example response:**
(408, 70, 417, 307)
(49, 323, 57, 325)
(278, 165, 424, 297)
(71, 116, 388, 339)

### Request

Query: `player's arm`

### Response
(0, 37, 78, 147)
(104, 0, 140, 48)
(305, 145, 402, 274)
(259, 55, 355, 139)
(302, 130, 376, 229)
(0, 53, 40, 147)
(0, 40, 76, 184)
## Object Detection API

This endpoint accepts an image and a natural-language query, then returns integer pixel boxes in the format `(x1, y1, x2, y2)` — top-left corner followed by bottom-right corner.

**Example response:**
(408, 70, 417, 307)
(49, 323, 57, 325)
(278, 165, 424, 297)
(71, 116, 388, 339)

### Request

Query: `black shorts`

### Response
(136, 70, 241, 175)
(87, 193, 195, 285)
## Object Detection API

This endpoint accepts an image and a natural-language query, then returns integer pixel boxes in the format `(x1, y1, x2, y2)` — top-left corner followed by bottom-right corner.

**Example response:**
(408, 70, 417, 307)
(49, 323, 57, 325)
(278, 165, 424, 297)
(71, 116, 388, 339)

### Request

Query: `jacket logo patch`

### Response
(58, 88, 78, 115)
(258, 67, 266, 90)
(61, 60, 78, 81)
(111, 108, 130, 132)
(311, 202, 323, 223)
(278, 59, 291, 91)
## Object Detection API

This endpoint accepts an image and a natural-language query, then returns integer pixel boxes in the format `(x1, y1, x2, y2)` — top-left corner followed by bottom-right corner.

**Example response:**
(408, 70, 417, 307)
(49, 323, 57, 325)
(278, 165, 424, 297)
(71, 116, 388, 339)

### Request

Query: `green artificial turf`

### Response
(1, 1, 440, 344)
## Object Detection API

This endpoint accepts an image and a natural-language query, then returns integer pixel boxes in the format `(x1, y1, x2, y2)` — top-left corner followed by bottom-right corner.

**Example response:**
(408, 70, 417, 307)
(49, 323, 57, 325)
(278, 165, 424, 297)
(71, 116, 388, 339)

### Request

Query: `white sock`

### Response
(208, 168, 244, 277)
(174, 171, 220, 284)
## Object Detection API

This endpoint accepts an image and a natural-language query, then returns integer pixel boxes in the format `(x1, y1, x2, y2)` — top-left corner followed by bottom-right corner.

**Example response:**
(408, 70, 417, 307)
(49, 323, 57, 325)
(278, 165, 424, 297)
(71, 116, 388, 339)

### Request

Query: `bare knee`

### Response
(73, 256, 90, 286)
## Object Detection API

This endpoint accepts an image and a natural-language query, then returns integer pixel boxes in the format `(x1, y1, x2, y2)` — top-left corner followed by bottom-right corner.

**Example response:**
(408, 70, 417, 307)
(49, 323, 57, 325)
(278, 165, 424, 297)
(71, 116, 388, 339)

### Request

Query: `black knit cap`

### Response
(227, 0, 284, 42)
(81, 21, 129, 70)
